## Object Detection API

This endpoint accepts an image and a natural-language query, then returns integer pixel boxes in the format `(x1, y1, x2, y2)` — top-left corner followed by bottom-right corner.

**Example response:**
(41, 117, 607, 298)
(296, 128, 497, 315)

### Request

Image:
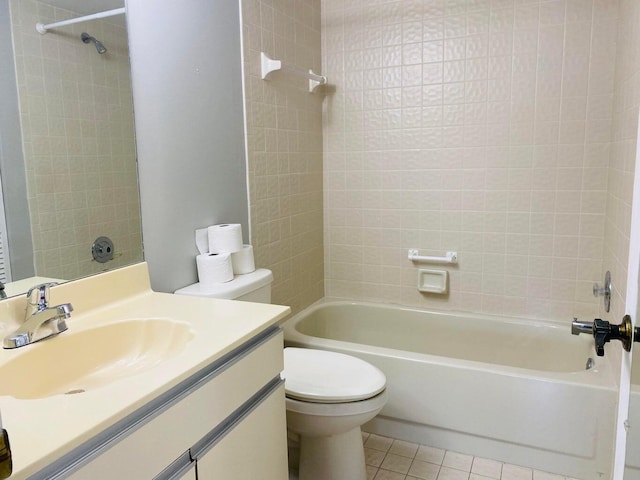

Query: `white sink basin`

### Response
(0, 319, 194, 399)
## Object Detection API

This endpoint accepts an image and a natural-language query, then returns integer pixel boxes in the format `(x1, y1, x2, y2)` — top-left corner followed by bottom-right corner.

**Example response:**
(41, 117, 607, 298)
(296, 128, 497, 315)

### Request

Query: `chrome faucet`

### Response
(3, 283, 73, 349)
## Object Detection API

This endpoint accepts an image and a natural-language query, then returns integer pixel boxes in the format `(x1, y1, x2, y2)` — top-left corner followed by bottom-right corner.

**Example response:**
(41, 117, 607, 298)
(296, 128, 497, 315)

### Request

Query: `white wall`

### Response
(127, 0, 249, 293)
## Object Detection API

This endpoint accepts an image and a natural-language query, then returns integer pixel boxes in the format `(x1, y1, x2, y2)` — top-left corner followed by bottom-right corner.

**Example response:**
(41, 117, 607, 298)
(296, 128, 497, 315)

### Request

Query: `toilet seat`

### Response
(283, 347, 386, 403)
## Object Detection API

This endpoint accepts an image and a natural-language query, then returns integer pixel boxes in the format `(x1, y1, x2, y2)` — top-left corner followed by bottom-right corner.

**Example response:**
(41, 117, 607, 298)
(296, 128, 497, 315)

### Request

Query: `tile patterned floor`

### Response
(361, 433, 581, 480)
(289, 432, 583, 480)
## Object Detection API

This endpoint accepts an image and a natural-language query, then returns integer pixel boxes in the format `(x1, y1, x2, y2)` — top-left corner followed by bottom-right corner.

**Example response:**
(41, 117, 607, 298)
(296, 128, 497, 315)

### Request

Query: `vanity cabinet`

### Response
(175, 467, 196, 480)
(49, 327, 287, 480)
(195, 384, 287, 478)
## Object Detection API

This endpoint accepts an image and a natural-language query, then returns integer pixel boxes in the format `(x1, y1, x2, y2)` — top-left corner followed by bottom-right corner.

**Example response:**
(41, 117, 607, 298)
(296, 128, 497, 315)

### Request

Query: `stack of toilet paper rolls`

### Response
(195, 223, 256, 285)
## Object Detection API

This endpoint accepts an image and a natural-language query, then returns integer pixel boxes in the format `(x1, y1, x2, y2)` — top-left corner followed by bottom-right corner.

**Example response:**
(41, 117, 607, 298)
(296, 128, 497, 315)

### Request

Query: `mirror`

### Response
(0, 0, 142, 298)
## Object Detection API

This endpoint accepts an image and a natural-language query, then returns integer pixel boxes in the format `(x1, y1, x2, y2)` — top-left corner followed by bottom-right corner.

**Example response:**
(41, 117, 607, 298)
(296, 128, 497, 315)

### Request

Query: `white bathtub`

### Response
(282, 300, 617, 480)
(625, 359, 640, 479)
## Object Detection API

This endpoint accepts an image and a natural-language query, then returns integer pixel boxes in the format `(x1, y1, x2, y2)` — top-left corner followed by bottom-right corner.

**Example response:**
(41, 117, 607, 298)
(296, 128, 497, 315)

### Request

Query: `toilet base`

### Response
(298, 427, 366, 480)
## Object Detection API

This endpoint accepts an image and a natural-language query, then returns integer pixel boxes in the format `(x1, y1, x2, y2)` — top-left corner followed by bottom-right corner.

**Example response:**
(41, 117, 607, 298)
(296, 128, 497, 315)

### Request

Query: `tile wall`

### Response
(606, 0, 640, 324)
(9, 0, 142, 280)
(322, 0, 621, 323)
(241, 0, 324, 313)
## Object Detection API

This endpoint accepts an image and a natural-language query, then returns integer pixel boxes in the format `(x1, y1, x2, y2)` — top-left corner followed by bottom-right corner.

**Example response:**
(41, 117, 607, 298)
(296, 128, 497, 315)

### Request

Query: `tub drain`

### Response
(65, 388, 85, 395)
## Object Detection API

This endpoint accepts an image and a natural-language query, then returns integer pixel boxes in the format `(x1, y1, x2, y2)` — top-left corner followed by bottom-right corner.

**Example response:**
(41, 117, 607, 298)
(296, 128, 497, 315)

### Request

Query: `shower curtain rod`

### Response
(36, 7, 125, 34)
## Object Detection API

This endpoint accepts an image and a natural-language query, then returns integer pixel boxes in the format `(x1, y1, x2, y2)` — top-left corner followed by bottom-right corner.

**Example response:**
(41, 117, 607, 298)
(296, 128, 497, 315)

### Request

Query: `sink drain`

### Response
(65, 388, 85, 395)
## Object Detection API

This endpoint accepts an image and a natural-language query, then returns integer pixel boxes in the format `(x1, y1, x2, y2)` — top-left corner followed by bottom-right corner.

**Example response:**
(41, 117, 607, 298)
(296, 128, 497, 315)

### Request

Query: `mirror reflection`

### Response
(0, 0, 142, 298)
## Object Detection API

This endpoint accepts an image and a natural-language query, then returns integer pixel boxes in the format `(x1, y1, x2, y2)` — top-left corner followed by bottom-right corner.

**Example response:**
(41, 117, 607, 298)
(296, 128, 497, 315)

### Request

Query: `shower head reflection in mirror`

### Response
(81, 32, 107, 54)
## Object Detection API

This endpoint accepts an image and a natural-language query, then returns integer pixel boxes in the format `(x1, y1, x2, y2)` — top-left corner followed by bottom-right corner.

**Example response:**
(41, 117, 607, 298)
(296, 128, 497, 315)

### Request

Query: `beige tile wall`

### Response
(605, 0, 640, 324)
(322, 0, 621, 323)
(9, 0, 142, 280)
(242, 0, 324, 314)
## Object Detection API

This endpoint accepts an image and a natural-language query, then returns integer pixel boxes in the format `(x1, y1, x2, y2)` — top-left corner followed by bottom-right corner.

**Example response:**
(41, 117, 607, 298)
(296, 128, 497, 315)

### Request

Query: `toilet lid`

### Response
(283, 348, 386, 403)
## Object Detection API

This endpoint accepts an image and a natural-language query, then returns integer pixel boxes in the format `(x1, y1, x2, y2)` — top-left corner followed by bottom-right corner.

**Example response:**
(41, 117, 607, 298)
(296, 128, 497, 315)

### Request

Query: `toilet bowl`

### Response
(175, 269, 387, 480)
(284, 347, 387, 480)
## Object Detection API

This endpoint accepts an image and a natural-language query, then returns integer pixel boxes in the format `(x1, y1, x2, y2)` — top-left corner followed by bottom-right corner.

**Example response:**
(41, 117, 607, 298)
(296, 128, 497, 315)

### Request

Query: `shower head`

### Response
(81, 32, 107, 54)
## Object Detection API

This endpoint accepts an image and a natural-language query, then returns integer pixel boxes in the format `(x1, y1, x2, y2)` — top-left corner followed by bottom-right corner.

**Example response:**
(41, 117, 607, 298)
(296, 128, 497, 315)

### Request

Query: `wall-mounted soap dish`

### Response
(417, 269, 448, 294)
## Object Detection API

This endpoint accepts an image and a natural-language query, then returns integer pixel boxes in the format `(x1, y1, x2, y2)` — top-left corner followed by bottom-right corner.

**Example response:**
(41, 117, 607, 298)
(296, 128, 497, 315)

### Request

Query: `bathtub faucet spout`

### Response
(571, 318, 593, 336)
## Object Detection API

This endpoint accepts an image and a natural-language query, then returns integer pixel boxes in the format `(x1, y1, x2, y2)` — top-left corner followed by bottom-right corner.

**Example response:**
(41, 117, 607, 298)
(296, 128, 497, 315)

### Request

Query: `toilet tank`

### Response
(174, 268, 273, 303)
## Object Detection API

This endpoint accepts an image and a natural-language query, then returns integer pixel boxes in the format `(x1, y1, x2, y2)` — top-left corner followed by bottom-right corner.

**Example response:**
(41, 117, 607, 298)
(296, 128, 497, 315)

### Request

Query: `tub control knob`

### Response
(571, 315, 640, 357)
(592, 319, 611, 357)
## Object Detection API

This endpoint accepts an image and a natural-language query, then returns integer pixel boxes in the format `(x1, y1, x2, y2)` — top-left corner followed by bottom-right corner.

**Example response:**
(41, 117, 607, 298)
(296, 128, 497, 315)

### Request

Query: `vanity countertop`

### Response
(0, 263, 291, 479)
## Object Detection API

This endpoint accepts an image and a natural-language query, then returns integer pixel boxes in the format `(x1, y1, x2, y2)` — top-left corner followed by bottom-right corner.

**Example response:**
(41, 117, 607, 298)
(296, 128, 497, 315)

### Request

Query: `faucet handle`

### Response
(26, 282, 58, 309)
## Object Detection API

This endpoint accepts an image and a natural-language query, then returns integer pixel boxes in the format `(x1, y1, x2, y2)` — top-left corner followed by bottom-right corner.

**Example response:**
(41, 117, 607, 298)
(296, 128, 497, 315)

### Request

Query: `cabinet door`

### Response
(196, 384, 288, 480)
(174, 464, 196, 480)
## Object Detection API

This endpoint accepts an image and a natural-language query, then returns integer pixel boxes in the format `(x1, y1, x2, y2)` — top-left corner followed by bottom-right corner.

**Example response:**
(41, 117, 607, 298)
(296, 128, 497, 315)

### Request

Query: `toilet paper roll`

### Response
(196, 253, 233, 285)
(195, 228, 209, 254)
(231, 245, 256, 275)
(208, 224, 243, 254)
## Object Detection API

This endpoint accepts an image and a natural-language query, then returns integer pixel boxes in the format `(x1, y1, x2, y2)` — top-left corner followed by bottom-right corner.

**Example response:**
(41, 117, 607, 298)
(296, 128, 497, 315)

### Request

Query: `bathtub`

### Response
(625, 359, 640, 479)
(282, 300, 617, 480)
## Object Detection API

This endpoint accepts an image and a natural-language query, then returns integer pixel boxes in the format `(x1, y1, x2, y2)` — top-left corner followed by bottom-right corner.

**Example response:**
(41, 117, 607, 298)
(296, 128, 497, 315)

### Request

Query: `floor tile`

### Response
(366, 433, 395, 452)
(415, 445, 446, 465)
(408, 459, 440, 480)
(501, 464, 533, 480)
(367, 465, 379, 480)
(366, 447, 387, 467)
(381, 453, 413, 474)
(290, 431, 581, 480)
(390, 439, 420, 458)
(374, 469, 408, 480)
(443, 451, 474, 472)
(470, 474, 497, 480)
(437, 466, 471, 480)
(533, 471, 564, 480)
(471, 457, 503, 479)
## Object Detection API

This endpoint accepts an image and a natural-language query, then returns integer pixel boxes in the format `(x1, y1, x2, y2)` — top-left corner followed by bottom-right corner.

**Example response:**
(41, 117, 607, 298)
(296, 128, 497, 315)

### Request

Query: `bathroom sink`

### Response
(0, 319, 194, 399)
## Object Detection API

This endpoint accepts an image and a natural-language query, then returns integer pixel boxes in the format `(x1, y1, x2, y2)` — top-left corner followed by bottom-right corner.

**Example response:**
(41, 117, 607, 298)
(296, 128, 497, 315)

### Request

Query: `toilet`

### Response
(174, 268, 274, 303)
(284, 347, 387, 480)
(175, 269, 388, 480)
